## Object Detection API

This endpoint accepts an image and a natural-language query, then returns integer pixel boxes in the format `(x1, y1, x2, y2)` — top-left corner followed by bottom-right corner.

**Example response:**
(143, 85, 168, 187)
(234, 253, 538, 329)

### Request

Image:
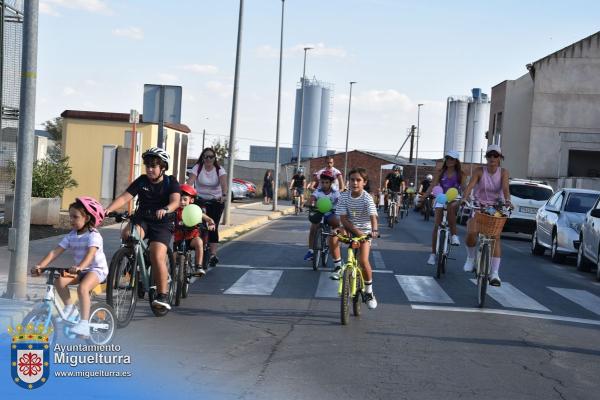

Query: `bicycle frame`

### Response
(126, 223, 153, 293)
(435, 205, 450, 257)
(337, 246, 363, 297)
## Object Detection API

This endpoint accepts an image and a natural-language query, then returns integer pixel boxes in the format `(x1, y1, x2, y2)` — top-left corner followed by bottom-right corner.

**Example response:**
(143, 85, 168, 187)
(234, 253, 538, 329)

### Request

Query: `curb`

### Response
(219, 206, 295, 240)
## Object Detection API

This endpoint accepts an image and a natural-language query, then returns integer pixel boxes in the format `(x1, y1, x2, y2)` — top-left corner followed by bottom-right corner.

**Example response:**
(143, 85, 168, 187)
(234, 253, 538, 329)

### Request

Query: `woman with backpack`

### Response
(186, 147, 228, 267)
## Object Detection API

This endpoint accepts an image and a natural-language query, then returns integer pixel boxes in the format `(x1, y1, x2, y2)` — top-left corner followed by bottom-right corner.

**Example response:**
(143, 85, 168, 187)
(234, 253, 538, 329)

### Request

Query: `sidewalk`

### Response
(0, 200, 294, 336)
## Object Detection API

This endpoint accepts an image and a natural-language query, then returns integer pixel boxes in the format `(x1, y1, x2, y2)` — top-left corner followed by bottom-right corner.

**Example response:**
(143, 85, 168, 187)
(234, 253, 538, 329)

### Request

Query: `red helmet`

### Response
(76, 196, 105, 227)
(319, 170, 335, 181)
(180, 184, 197, 197)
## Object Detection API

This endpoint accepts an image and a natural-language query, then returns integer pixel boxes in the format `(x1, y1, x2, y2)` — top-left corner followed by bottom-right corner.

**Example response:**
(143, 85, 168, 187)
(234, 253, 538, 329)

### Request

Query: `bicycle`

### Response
(387, 191, 400, 228)
(105, 211, 177, 328)
(291, 188, 302, 215)
(328, 232, 373, 325)
(307, 207, 331, 271)
(433, 199, 459, 279)
(464, 201, 510, 308)
(421, 195, 433, 221)
(196, 197, 220, 269)
(399, 192, 410, 219)
(23, 266, 116, 345)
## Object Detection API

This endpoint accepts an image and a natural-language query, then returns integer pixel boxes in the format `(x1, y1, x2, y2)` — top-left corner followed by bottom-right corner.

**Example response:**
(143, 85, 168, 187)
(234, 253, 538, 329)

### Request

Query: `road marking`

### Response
(372, 270, 393, 274)
(372, 251, 386, 269)
(217, 264, 313, 270)
(224, 270, 283, 295)
(548, 287, 600, 316)
(315, 272, 339, 298)
(411, 305, 600, 326)
(469, 280, 550, 312)
(395, 275, 454, 303)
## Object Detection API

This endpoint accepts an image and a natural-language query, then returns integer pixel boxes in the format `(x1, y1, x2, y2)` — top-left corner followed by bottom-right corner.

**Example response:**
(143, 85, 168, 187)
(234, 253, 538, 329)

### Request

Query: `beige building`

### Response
(489, 31, 600, 190)
(61, 110, 190, 210)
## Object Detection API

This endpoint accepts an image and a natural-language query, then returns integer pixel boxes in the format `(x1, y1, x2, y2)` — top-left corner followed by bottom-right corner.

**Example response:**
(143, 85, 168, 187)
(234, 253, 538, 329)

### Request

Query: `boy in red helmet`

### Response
(175, 184, 216, 275)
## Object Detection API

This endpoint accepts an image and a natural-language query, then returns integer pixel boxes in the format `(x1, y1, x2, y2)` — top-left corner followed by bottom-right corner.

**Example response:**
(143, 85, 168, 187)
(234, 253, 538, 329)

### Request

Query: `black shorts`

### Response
(132, 216, 174, 247)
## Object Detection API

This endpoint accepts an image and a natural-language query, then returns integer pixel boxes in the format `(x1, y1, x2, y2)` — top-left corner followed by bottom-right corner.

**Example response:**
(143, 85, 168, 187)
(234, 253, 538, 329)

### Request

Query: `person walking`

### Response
(263, 169, 274, 204)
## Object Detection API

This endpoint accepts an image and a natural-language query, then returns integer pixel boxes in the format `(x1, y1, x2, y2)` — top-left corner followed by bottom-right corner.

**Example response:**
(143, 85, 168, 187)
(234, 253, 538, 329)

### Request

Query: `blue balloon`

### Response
(436, 194, 447, 204)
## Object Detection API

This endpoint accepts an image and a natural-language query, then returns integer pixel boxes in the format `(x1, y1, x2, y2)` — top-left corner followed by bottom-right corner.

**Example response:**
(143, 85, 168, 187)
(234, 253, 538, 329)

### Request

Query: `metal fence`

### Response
(0, 0, 23, 206)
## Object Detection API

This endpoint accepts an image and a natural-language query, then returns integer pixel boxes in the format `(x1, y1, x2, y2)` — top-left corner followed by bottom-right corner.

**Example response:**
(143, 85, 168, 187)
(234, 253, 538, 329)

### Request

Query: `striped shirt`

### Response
(59, 229, 109, 277)
(336, 190, 378, 233)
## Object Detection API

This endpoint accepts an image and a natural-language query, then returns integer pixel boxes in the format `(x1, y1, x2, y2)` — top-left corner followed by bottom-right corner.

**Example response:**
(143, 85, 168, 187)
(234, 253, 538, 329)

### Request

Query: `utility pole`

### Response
(273, 0, 285, 211)
(343, 81, 356, 179)
(6, 0, 39, 299)
(223, 0, 243, 226)
(414, 104, 423, 187)
(202, 128, 206, 150)
(408, 125, 415, 163)
(295, 46, 312, 169)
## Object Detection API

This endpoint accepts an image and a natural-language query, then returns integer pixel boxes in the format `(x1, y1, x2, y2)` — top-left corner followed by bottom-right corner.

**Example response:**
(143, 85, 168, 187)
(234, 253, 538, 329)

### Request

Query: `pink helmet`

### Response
(76, 196, 105, 227)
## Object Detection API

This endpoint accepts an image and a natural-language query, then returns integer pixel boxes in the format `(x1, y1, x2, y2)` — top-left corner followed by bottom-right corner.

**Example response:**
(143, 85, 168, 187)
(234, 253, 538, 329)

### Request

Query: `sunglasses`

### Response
(204, 155, 215, 160)
(486, 152, 500, 159)
(444, 156, 456, 161)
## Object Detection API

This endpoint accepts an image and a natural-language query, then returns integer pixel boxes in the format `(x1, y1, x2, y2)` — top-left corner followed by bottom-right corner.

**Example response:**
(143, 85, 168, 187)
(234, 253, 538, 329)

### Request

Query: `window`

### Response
(547, 192, 561, 206)
(553, 193, 565, 209)
(494, 112, 503, 145)
(510, 184, 553, 201)
(567, 150, 600, 177)
(564, 193, 600, 213)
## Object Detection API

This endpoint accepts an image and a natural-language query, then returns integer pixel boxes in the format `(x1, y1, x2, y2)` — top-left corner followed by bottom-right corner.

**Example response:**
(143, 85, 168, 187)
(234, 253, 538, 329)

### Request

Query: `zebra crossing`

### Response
(194, 264, 600, 321)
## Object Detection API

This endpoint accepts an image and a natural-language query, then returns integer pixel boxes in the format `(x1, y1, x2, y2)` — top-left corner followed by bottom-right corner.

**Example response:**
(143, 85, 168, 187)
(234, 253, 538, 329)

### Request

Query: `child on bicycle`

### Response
(175, 184, 216, 276)
(105, 147, 181, 310)
(304, 171, 342, 269)
(31, 197, 108, 337)
(334, 167, 379, 309)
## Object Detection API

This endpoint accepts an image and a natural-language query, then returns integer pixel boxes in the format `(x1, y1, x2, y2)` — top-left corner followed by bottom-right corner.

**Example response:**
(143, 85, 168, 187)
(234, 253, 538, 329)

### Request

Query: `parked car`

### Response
(504, 179, 554, 234)
(232, 181, 249, 201)
(531, 188, 600, 263)
(233, 178, 257, 198)
(576, 195, 600, 280)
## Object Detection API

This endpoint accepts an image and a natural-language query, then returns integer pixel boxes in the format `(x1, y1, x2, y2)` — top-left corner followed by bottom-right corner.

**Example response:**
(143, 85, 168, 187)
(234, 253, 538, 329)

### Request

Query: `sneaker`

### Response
(303, 250, 314, 261)
(489, 273, 501, 287)
(152, 293, 172, 310)
(427, 254, 436, 265)
(463, 258, 475, 272)
(193, 264, 206, 277)
(208, 255, 219, 267)
(70, 320, 90, 337)
(330, 266, 342, 280)
(365, 292, 378, 309)
(451, 235, 460, 246)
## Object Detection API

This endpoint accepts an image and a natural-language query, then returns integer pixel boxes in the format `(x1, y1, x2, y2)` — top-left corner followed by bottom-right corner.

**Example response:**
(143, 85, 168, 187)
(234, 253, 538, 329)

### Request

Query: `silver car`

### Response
(531, 188, 600, 263)
(577, 196, 600, 280)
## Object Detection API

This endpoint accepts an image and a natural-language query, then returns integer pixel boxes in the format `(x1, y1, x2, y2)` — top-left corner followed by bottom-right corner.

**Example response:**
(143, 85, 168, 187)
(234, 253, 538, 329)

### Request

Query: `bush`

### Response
(8, 156, 78, 198)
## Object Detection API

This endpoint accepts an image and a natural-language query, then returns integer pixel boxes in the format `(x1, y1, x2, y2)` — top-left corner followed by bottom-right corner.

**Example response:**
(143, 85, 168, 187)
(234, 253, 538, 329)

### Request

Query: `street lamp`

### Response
(295, 46, 312, 170)
(273, 0, 285, 211)
(414, 103, 423, 187)
(343, 81, 357, 179)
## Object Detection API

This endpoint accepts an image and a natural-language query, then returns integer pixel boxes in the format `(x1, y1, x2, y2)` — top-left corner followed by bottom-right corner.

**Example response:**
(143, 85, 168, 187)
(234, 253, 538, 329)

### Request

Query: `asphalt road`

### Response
(116, 209, 600, 400)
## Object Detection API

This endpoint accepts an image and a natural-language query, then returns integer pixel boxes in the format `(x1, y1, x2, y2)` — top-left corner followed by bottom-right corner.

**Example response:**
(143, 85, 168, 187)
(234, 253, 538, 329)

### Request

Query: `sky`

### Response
(34, 0, 600, 160)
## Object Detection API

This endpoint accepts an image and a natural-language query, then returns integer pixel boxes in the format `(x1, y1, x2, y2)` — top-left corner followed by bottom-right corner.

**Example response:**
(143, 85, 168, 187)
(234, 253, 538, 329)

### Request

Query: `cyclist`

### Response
(460, 144, 511, 286)
(174, 184, 216, 276)
(425, 150, 463, 265)
(105, 147, 180, 310)
(31, 197, 107, 337)
(335, 167, 378, 309)
(289, 167, 307, 212)
(383, 165, 405, 218)
(310, 157, 345, 191)
(304, 171, 343, 272)
(416, 174, 433, 212)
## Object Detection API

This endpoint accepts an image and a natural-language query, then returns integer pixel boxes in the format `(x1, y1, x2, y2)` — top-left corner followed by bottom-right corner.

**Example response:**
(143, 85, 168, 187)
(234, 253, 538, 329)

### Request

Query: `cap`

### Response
(486, 144, 502, 155)
(445, 150, 460, 160)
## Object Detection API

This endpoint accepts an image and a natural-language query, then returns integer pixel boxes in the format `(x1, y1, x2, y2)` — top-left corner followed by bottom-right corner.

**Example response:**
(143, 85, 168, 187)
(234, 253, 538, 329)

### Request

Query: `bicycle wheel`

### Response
(388, 204, 395, 228)
(181, 254, 190, 299)
(352, 270, 363, 317)
(22, 305, 57, 344)
(321, 238, 329, 268)
(436, 229, 446, 279)
(477, 244, 490, 308)
(149, 247, 176, 317)
(341, 268, 351, 325)
(106, 247, 138, 328)
(174, 252, 184, 306)
(87, 303, 116, 345)
(424, 201, 430, 221)
(312, 227, 323, 271)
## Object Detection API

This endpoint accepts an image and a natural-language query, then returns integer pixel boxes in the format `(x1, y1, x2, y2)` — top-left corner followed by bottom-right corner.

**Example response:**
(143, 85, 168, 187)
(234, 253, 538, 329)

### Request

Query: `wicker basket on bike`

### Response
(473, 211, 507, 237)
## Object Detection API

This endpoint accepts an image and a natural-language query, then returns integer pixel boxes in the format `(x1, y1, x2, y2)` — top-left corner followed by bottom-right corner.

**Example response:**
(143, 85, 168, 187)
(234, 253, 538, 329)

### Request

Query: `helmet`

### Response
(426, 174, 433, 181)
(445, 150, 460, 160)
(393, 165, 402, 172)
(319, 170, 335, 181)
(295, 167, 304, 174)
(142, 147, 170, 170)
(76, 196, 105, 227)
(180, 184, 197, 197)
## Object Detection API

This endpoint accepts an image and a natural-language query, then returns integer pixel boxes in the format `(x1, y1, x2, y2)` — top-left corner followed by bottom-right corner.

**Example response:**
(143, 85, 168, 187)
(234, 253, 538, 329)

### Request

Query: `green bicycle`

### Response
(332, 232, 372, 325)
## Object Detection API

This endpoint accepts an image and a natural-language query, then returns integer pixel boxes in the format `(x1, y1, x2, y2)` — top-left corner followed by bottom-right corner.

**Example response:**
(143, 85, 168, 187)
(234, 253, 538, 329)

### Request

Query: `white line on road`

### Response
(395, 275, 454, 303)
(469, 280, 550, 312)
(372, 251, 386, 269)
(548, 287, 600, 316)
(315, 272, 339, 298)
(372, 270, 393, 274)
(411, 304, 600, 326)
(224, 270, 283, 295)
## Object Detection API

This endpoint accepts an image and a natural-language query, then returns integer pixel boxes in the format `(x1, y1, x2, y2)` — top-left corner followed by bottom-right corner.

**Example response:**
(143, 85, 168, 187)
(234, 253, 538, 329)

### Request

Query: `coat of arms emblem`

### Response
(8, 323, 52, 390)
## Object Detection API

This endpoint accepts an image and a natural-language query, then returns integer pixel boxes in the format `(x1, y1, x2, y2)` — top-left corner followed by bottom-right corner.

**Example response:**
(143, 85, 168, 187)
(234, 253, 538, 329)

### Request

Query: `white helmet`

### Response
(426, 174, 433, 181)
(142, 147, 170, 170)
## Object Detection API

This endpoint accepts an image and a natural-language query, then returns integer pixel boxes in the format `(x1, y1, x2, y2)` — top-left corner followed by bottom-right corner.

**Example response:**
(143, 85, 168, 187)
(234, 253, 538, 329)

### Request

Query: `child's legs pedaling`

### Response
(77, 272, 100, 320)
(54, 274, 78, 305)
(326, 215, 341, 260)
(122, 222, 145, 241)
(308, 223, 318, 249)
(358, 241, 373, 282)
(149, 241, 170, 294)
(191, 237, 203, 265)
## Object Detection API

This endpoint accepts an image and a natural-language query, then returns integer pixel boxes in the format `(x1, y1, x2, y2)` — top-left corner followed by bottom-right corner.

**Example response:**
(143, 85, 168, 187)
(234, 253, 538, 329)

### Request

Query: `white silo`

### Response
(444, 97, 469, 161)
(318, 87, 331, 157)
(464, 89, 491, 163)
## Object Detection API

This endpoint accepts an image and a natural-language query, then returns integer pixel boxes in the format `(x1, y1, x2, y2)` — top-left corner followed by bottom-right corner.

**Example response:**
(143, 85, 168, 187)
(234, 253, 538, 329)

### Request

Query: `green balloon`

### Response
(316, 197, 333, 213)
(182, 204, 203, 227)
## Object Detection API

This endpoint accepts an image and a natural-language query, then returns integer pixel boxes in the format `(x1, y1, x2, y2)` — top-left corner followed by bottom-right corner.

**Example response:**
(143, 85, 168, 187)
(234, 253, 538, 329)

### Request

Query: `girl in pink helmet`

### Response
(31, 196, 108, 337)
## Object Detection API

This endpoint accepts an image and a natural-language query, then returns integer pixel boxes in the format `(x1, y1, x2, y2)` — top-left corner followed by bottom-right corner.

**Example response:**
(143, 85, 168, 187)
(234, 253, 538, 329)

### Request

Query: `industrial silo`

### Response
(443, 97, 469, 161)
(464, 89, 491, 163)
(318, 87, 331, 157)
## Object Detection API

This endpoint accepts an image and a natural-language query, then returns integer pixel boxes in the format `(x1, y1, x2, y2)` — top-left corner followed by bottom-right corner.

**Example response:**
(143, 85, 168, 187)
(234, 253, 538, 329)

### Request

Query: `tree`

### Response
(8, 156, 78, 198)
(43, 117, 63, 162)
(212, 139, 229, 163)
